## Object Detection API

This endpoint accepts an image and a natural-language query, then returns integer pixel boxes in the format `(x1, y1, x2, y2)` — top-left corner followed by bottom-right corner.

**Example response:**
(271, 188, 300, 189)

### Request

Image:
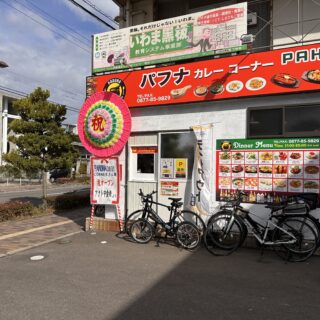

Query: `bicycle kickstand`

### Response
(154, 223, 161, 247)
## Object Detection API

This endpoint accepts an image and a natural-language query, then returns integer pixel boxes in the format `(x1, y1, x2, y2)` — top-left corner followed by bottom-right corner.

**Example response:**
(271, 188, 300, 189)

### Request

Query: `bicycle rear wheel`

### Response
(293, 215, 320, 245)
(130, 219, 154, 244)
(204, 213, 244, 256)
(176, 221, 201, 249)
(273, 217, 317, 262)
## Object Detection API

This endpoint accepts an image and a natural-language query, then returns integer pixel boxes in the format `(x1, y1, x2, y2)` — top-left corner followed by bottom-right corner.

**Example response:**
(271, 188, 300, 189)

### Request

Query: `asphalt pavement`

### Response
(1, 231, 320, 320)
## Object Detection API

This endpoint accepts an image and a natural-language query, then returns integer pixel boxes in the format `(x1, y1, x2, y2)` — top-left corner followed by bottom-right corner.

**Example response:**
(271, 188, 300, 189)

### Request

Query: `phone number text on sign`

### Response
(137, 94, 171, 104)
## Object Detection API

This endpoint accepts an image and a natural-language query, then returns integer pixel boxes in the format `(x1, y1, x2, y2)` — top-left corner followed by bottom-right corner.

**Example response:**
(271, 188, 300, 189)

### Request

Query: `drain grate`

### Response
(57, 239, 72, 245)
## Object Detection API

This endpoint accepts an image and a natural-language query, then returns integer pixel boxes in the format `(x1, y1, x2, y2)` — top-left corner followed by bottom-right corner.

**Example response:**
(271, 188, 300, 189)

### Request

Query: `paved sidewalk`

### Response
(0, 206, 90, 257)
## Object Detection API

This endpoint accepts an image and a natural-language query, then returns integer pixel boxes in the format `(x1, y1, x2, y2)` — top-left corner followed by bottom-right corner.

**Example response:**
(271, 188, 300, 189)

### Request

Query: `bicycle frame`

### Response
(234, 207, 297, 246)
(141, 197, 182, 232)
(245, 216, 296, 246)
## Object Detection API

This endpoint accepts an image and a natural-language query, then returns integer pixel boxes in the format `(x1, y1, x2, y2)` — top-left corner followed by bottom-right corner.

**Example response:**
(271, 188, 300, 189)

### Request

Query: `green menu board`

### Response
(216, 138, 320, 204)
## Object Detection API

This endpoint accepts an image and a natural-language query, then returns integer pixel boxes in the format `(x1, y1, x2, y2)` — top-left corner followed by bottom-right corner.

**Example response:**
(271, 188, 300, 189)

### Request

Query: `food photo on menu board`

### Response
(216, 138, 320, 205)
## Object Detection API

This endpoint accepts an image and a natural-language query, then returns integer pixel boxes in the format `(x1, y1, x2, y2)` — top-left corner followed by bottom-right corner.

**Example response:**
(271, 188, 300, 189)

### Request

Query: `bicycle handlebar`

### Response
(220, 190, 245, 209)
(138, 189, 157, 200)
(138, 189, 172, 211)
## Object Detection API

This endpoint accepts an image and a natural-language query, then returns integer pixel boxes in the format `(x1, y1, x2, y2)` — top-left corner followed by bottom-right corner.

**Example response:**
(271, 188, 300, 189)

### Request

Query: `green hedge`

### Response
(0, 201, 34, 222)
(53, 176, 90, 184)
(0, 193, 91, 222)
(47, 192, 90, 210)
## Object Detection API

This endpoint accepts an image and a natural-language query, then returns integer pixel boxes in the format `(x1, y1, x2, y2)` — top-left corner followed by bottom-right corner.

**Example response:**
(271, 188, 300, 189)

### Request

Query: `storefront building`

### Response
(88, 0, 320, 224)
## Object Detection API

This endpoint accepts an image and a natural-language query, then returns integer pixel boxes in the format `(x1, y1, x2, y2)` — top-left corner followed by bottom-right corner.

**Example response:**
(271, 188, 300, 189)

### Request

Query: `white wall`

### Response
(273, 0, 320, 48)
(128, 92, 320, 221)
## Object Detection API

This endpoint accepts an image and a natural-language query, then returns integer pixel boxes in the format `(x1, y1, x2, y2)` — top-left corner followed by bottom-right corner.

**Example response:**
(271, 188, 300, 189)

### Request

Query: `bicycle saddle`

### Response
(168, 197, 182, 202)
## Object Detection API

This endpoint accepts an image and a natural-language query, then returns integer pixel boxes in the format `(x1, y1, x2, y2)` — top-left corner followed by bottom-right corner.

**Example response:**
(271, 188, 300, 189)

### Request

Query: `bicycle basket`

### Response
(235, 208, 248, 218)
(295, 193, 318, 210)
(283, 202, 309, 215)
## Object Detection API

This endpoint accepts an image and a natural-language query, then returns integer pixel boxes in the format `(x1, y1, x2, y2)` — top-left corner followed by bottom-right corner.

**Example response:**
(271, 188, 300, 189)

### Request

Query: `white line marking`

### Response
(0, 218, 83, 241)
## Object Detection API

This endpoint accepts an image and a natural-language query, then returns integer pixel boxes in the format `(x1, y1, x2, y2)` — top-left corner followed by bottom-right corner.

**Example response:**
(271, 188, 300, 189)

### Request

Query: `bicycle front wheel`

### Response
(130, 219, 154, 244)
(124, 210, 146, 235)
(273, 217, 317, 262)
(176, 210, 206, 234)
(176, 221, 201, 249)
(204, 213, 244, 256)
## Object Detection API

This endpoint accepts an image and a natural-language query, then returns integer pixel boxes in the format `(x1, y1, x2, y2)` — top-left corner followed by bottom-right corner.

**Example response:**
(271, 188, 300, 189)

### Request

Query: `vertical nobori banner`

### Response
(190, 124, 213, 217)
(91, 157, 120, 205)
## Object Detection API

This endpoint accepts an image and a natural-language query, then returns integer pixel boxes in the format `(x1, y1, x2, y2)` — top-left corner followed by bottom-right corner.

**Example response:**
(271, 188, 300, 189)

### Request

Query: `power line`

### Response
(67, 0, 116, 30)
(81, 0, 118, 28)
(6, 70, 85, 98)
(0, 85, 81, 113)
(2, 71, 85, 106)
(24, 0, 91, 45)
(1, 0, 91, 53)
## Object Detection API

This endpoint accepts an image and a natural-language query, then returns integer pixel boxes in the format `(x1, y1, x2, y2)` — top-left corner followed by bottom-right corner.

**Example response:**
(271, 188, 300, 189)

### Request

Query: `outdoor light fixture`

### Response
(0, 60, 9, 68)
(240, 34, 256, 44)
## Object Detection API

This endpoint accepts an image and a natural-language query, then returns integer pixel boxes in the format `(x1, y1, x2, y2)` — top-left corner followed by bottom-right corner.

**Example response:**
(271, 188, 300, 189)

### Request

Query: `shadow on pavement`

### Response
(110, 239, 320, 320)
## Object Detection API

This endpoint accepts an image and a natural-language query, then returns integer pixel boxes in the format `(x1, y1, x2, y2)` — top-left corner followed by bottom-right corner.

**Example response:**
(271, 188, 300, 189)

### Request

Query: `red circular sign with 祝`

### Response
(78, 91, 131, 157)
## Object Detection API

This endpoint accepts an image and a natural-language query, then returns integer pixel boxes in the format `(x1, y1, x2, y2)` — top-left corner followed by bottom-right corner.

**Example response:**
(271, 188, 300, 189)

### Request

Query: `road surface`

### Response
(0, 184, 90, 204)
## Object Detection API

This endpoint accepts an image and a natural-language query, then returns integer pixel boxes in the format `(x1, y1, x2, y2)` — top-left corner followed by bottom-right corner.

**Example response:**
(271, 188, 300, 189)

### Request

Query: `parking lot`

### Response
(1, 231, 320, 320)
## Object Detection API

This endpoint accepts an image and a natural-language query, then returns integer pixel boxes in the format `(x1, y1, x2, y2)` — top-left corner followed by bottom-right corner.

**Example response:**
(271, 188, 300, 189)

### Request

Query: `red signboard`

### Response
(131, 146, 158, 154)
(87, 43, 320, 108)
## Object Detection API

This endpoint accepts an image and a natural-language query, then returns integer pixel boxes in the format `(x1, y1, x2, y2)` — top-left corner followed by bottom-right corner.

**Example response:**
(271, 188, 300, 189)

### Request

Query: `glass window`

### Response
(137, 154, 154, 174)
(248, 105, 320, 138)
(160, 132, 195, 179)
(129, 146, 157, 181)
(7, 99, 18, 115)
(248, 108, 283, 137)
(285, 106, 320, 134)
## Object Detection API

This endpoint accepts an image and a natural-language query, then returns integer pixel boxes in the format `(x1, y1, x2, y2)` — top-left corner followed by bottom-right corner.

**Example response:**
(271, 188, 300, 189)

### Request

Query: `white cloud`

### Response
(0, 0, 107, 124)
(5, 2, 56, 41)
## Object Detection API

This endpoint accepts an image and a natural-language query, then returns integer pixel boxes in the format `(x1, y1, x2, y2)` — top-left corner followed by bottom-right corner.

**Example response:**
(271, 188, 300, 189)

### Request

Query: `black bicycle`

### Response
(125, 190, 206, 234)
(204, 191, 319, 262)
(127, 189, 205, 249)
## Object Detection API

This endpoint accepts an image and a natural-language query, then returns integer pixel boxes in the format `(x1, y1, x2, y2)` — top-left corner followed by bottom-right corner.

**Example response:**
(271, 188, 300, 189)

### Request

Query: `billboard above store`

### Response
(92, 2, 247, 73)
(87, 43, 320, 108)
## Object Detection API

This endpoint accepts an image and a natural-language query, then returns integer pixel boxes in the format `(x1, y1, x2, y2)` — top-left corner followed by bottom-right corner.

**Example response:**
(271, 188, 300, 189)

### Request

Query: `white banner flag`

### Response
(190, 124, 214, 217)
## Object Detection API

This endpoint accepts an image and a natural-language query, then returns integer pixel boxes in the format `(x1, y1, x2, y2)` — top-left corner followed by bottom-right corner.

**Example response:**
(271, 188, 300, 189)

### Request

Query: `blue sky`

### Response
(0, 0, 119, 123)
